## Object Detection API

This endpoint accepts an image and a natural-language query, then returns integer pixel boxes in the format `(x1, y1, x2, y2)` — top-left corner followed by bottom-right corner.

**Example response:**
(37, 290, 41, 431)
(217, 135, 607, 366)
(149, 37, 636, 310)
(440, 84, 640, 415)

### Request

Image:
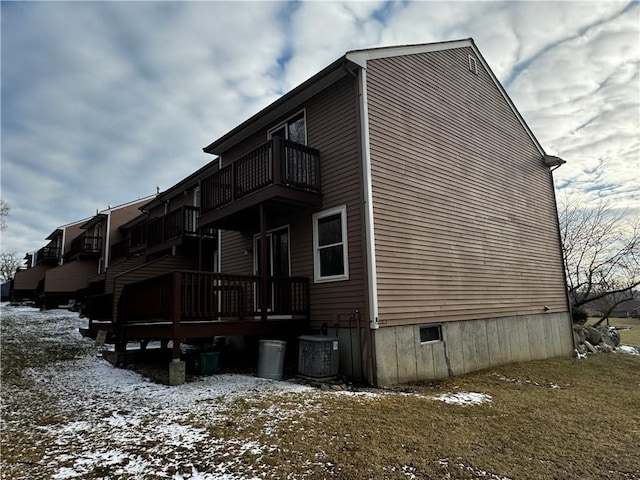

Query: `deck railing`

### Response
(36, 246, 60, 265)
(120, 270, 309, 323)
(201, 137, 320, 213)
(147, 206, 203, 247)
(66, 234, 102, 259)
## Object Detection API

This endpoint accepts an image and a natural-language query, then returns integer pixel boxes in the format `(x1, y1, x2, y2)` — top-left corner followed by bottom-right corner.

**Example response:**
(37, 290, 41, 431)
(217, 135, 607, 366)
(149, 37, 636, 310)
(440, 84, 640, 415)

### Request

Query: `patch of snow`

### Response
(439, 459, 513, 480)
(433, 392, 492, 406)
(617, 345, 640, 356)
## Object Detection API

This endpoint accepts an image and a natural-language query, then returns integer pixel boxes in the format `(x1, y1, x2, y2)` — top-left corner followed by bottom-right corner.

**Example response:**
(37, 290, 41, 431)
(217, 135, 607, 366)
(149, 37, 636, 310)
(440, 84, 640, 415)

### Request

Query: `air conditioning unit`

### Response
(298, 335, 339, 379)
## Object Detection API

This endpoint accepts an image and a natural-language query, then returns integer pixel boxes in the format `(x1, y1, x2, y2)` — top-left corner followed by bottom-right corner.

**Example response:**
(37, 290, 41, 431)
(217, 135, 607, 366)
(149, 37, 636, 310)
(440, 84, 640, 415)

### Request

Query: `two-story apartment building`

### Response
(112, 39, 574, 385)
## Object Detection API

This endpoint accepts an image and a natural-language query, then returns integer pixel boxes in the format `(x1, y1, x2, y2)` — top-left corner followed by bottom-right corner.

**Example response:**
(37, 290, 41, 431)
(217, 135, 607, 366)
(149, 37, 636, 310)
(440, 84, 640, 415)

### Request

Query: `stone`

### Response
(330, 384, 343, 391)
(572, 326, 587, 346)
(584, 327, 602, 345)
(596, 326, 620, 347)
(597, 342, 614, 353)
(583, 341, 598, 354)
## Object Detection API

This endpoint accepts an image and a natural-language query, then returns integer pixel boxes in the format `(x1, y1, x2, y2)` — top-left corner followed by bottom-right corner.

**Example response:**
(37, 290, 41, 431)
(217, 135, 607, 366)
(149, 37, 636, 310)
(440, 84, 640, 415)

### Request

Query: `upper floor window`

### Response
(194, 186, 201, 207)
(313, 205, 349, 283)
(268, 111, 306, 145)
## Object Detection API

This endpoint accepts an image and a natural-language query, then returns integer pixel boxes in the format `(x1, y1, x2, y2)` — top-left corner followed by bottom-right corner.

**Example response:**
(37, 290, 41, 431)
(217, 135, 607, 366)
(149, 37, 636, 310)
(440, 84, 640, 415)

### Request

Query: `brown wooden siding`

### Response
(44, 260, 98, 293)
(62, 223, 84, 259)
(219, 76, 367, 327)
(106, 200, 149, 269)
(366, 48, 569, 327)
(13, 265, 51, 291)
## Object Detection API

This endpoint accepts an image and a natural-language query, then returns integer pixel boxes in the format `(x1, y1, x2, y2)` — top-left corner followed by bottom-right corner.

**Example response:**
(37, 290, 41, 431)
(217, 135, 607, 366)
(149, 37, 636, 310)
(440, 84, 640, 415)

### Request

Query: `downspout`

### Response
(104, 211, 112, 271)
(357, 65, 379, 386)
(60, 229, 66, 265)
(357, 67, 379, 331)
(548, 161, 576, 353)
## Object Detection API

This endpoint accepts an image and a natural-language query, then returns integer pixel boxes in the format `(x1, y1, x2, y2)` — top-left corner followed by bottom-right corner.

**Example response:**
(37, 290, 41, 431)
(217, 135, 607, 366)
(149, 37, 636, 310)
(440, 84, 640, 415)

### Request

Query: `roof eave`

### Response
(203, 56, 358, 156)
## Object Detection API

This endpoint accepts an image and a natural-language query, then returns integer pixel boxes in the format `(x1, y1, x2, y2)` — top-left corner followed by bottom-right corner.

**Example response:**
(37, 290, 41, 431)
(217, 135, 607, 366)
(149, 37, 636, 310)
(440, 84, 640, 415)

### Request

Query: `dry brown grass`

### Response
(196, 355, 640, 480)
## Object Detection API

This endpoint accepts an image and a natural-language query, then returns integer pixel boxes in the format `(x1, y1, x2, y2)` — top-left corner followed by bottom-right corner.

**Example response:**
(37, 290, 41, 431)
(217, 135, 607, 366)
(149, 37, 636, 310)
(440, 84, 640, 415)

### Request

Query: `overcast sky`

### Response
(2, 1, 638, 256)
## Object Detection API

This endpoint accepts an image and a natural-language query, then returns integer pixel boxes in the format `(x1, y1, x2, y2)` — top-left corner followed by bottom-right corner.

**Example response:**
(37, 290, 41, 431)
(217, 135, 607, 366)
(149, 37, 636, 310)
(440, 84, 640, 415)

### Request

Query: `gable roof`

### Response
(203, 38, 547, 158)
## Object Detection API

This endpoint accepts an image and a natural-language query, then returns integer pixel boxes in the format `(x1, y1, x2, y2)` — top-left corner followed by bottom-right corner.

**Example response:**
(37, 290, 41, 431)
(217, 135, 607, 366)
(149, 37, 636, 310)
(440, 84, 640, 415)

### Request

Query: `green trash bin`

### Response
(199, 352, 220, 375)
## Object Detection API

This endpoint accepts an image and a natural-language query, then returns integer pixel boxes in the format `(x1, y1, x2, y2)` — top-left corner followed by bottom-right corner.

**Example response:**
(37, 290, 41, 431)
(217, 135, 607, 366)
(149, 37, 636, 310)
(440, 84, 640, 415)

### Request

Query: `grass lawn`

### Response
(3, 306, 640, 479)
(589, 316, 640, 346)
(206, 355, 640, 480)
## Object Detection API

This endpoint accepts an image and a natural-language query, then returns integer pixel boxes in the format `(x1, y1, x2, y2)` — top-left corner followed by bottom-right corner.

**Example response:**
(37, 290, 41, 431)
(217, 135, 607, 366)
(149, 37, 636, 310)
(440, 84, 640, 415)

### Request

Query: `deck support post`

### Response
(172, 272, 182, 360)
(260, 203, 268, 322)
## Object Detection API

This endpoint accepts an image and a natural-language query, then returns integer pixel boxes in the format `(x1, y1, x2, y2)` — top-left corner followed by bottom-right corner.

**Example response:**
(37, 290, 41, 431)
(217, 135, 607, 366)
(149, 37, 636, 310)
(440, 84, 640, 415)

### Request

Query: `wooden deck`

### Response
(115, 270, 310, 356)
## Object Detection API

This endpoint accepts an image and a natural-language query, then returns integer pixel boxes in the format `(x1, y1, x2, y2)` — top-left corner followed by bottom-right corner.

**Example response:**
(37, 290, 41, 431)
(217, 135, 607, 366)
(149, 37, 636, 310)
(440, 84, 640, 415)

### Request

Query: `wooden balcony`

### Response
(200, 137, 321, 230)
(129, 222, 147, 253)
(36, 246, 60, 265)
(117, 271, 309, 347)
(146, 206, 215, 254)
(66, 234, 102, 260)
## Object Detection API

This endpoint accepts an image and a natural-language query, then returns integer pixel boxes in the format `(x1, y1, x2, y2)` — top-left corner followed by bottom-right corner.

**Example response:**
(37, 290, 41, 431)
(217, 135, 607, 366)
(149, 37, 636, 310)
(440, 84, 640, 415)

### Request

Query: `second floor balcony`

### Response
(66, 234, 102, 261)
(146, 205, 215, 253)
(200, 137, 321, 230)
(36, 246, 60, 265)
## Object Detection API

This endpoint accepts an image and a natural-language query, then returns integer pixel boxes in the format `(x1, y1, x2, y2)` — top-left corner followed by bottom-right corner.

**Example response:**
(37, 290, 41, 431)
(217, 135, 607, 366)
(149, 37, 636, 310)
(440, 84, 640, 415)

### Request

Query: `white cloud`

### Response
(1, 1, 638, 256)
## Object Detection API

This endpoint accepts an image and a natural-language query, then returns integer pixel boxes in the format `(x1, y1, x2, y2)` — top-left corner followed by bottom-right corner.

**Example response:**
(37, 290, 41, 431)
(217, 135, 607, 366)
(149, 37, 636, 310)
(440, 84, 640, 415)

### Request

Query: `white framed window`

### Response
(313, 205, 349, 283)
(268, 110, 307, 145)
(193, 186, 201, 207)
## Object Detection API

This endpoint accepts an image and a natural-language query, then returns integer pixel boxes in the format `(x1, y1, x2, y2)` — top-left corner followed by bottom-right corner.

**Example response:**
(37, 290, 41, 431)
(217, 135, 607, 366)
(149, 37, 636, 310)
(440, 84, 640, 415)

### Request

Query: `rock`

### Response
(330, 384, 343, 391)
(597, 342, 614, 353)
(584, 326, 602, 345)
(584, 340, 598, 354)
(596, 326, 620, 346)
(599, 333, 615, 348)
(573, 326, 587, 346)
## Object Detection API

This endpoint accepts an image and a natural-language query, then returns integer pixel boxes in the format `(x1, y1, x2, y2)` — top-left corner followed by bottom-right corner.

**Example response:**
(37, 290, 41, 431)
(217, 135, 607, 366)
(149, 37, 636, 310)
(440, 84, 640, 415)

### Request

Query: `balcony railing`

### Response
(147, 205, 207, 247)
(129, 223, 147, 252)
(120, 271, 309, 323)
(109, 239, 129, 263)
(201, 137, 320, 214)
(66, 234, 102, 259)
(36, 246, 60, 265)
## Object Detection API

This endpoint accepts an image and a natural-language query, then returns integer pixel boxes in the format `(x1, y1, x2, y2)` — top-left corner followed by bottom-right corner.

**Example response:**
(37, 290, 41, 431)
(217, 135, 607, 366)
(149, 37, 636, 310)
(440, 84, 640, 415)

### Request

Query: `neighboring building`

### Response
(12, 219, 88, 303)
(110, 39, 573, 385)
(41, 197, 153, 309)
(84, 162, 218, 333)
(611, 300, 640, 319)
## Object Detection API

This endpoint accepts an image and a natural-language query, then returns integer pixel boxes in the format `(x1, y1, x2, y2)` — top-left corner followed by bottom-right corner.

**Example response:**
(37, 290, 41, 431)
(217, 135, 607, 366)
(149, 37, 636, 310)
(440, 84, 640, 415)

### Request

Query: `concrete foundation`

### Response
(372, 312, 574, 386)
(95, 330, 107, 347)
(169, 360, 186, 386)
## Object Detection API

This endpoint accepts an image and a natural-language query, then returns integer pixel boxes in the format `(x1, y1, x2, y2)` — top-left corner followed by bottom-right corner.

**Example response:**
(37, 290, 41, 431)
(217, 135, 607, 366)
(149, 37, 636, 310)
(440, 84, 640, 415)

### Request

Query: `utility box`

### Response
(298, 335, 339, 379)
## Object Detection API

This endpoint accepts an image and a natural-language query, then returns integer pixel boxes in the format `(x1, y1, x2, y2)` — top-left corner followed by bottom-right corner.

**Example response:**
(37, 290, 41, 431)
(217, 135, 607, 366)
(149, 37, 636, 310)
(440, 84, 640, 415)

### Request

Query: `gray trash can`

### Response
(257, 340, 286, 380)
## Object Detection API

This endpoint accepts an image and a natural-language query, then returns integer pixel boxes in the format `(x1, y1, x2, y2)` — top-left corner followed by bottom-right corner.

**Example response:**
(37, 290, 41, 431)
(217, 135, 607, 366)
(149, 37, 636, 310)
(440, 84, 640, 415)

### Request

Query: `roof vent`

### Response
(468, 55, 478, 75)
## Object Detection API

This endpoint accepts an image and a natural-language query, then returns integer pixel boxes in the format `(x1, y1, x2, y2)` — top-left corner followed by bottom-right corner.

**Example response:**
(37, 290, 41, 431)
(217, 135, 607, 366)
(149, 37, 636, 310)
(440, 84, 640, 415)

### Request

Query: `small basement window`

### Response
(420, 325, 442, 343)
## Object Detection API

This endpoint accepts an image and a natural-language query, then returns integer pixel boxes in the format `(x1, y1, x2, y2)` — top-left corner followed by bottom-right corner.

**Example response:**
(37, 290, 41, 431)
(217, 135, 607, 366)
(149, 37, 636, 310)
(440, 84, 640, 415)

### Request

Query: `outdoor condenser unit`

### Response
(298, 335, 339, 379)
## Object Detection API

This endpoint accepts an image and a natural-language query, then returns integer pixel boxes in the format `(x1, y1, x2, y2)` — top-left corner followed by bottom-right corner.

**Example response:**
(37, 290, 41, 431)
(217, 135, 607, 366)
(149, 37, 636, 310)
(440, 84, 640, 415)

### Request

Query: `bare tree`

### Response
(0, 251, 22, 283)
(0, 198, 9, 231)
(559, 195, 640, 324)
